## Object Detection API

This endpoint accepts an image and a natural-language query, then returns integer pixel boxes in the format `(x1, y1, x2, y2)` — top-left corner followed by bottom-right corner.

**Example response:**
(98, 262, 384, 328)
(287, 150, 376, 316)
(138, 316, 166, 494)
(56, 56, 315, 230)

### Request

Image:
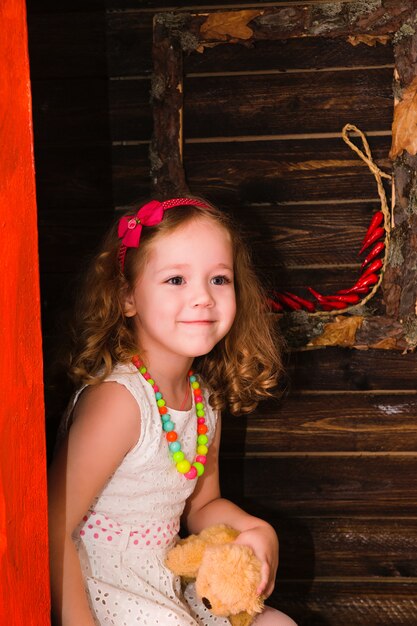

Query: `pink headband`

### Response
(117, 197, 211, 271)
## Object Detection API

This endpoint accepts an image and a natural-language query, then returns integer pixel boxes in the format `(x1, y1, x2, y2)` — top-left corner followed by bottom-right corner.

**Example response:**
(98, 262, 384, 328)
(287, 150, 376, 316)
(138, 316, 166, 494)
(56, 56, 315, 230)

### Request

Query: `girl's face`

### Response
(124, 217, 237, 364)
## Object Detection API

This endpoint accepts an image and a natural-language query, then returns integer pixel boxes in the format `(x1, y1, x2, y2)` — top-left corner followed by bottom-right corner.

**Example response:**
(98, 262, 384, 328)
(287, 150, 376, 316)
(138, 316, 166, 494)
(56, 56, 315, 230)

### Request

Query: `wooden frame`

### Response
(151, 1, 417, 350)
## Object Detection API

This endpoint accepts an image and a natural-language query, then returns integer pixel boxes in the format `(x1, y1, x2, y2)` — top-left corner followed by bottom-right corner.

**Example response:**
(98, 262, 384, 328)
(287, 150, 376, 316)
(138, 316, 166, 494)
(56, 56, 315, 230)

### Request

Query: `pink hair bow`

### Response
(117, 197, 210, 271)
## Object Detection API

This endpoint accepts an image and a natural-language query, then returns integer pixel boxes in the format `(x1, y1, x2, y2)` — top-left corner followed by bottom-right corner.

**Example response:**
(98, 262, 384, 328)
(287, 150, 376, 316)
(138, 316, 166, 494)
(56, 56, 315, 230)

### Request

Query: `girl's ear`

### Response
(123, 289, 137, 318)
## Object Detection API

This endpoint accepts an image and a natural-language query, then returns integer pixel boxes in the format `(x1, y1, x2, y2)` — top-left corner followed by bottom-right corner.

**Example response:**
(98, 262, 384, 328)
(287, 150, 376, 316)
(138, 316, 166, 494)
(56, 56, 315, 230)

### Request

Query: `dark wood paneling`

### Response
(185, 37, 394, 74)
(109, 78, 152, 141)
(288, 348, 417, 391)
(183, 68, 393, 137)
(220, 456, 417, 515)
(181, 136, 392, 205)
(275, 516, 417, 579)
(31, 79, 111, 146)
(237, 201, 377, 265)
(273, 580, 417, 626)
(107, 12, 154, 77)
(222, 393, 417, 453)
(27, 12, 108, 79)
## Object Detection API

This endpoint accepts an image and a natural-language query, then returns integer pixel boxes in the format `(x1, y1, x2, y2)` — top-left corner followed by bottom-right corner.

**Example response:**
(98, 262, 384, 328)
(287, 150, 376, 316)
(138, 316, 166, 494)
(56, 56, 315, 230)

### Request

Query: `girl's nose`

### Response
(191, 284, 214, 307)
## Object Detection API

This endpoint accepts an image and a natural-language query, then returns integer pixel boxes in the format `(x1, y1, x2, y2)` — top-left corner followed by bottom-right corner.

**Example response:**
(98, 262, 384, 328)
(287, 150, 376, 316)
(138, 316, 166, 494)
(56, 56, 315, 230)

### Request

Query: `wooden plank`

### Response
(274, 517, 417, 579)
(184, 36, 394, 74)
(183, 68, 393, 137)
(219, 456, 417, 515)
(31, 79, 111, 145)
(221, 393, 417, 453)
(181, 136, 392, 205)
(27, 11, 107, 79)
(272, 580, 417, 626)
(109, 78, 153, 141)
(234, 201, 379, 266)
(106, 13, 394, 78)
(288, 347, 417, 391)
(107, 11, 154, 77)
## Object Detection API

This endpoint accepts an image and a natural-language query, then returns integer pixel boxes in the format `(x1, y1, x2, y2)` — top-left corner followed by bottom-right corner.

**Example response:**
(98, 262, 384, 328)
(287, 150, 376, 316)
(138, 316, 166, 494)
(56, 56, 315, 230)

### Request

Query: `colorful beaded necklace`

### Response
(132, 356, 208, 480)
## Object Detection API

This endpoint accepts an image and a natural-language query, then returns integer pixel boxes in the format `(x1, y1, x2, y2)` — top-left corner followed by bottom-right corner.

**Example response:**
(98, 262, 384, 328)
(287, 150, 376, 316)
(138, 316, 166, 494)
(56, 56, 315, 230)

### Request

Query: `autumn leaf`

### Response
(308, 316, 363, 347)
(347, 34, 390, 47)
(390, 76, 417, 160)
(200, 10, 262, 42)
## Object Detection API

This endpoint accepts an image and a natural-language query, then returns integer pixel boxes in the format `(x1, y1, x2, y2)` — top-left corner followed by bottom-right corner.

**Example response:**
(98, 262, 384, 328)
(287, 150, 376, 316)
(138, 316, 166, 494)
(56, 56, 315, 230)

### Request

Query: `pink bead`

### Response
(196, 455, 207, 464)
(197, 418, 205, 424)
(153, 385, 159, 392)
(185, 466, 198, 480)
(143, 372, 151, 380)
(195, 395, 203, 403)
(107, 536, 112, 542)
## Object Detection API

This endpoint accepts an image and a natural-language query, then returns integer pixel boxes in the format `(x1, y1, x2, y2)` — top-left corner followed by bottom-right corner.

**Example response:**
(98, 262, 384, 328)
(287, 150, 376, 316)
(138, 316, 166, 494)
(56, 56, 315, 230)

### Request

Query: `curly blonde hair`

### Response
(68, 198, 283, 415)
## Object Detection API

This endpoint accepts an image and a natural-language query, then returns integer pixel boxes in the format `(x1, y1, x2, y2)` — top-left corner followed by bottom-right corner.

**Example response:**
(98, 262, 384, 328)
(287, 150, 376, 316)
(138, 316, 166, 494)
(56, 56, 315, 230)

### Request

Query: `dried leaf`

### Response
(347, 34, 390, 47)
(370, 337, 398, 349)
(200, 10, 262, 42)
(390, 76, 417, 160)
(308, 316, 363, 347)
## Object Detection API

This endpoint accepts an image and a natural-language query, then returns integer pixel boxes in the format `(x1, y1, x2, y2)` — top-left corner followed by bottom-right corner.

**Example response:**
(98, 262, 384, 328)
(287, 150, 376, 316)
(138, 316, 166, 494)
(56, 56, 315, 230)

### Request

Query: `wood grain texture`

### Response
(221, 393, 417, 453)
(183, 68, 394, 137)
(182, 136, 392, 205)
(288, 347, 417, 391)
(185, 35, 394, 74)
(274, 516, 417, 579)
(0, 0, 50, 621)
(273, 580, 417, 626)
(219, 456, 417, 515)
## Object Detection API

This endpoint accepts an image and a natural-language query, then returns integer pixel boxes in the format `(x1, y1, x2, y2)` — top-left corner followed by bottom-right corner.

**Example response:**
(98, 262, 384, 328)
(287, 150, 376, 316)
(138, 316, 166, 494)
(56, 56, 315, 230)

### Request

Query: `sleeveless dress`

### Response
(65, 363, 231, 626)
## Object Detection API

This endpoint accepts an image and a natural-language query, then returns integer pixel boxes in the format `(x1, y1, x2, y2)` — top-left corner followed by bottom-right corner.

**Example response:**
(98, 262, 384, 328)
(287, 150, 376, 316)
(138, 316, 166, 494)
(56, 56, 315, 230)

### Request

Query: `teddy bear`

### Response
(165, 524, 264, 626)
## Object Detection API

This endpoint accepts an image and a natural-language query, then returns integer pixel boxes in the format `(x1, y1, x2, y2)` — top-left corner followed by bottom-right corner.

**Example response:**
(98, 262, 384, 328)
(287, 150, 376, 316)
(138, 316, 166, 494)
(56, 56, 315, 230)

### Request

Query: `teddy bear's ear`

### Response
(165, 538, 207, 579)
(196, 543, 264, 617)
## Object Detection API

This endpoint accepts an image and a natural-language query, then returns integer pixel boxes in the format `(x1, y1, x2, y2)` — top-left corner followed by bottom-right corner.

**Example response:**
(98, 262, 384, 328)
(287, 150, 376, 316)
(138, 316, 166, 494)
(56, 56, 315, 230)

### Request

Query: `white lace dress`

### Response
(66, 363, 231, 626)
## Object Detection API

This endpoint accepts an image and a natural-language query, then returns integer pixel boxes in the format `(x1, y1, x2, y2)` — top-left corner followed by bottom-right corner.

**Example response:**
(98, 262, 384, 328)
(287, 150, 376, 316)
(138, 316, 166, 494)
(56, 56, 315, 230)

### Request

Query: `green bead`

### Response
(148, 379, 155, 386)
(195, 402, 204, 410)
(157, 398, 166, 407)
(196, 410, 205, 418)
(139, 366, 147, 374)
(173, 451, 185, 463)
(192, 462, 205, 477)
(197, 434, 208, 446)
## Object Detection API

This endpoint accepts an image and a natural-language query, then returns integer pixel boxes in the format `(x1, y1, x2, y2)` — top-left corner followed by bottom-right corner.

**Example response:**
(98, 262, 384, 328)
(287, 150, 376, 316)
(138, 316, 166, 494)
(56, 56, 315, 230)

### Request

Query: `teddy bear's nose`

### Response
(202, 597, 212, 610)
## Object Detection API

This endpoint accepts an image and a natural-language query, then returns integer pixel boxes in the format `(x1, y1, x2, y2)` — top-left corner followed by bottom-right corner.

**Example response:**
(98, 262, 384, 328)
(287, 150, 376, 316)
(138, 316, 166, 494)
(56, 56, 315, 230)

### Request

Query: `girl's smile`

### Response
(124, 217, 237, 366)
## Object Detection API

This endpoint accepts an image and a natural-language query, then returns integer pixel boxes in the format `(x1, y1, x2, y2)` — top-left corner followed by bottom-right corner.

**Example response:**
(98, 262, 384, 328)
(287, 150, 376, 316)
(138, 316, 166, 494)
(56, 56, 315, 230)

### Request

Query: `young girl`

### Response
(48, 197, 297, 626)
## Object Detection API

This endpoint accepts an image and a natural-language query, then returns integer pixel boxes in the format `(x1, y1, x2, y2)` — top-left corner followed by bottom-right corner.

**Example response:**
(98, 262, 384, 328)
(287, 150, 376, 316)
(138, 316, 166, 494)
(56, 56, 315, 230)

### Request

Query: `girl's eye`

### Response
(211, 275, 231, 286)
(166, 276, 184, 285)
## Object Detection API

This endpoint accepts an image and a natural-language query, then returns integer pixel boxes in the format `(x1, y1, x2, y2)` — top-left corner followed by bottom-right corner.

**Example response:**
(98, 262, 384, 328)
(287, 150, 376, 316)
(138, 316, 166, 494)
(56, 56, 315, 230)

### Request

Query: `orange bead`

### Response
(197, 424, 208, 435)
(159, 406, 168, 415)
(166, 431, 177, 442)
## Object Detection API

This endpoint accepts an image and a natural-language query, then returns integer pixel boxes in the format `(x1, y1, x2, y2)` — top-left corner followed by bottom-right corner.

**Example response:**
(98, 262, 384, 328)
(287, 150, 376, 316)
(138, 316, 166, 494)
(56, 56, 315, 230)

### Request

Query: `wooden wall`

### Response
(27, 1, 417, 624)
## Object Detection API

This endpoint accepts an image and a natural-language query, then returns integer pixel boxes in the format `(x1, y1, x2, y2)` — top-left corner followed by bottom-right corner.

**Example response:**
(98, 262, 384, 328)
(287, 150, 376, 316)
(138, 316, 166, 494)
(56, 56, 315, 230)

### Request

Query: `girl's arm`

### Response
(48, 382, 141, 626)
(182, 415, 279, 598)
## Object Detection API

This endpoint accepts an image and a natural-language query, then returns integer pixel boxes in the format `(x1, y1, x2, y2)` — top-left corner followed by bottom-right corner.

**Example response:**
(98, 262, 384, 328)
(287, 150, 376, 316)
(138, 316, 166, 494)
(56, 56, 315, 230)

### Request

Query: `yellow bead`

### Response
(191, 381, 200, 389)
(197, 444, 208, 455)
(176, 459, 191, 474)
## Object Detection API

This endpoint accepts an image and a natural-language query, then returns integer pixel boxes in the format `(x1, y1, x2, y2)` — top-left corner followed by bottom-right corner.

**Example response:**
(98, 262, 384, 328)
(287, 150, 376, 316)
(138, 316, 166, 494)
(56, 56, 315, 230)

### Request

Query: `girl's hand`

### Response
(233, 523, 279, 598)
